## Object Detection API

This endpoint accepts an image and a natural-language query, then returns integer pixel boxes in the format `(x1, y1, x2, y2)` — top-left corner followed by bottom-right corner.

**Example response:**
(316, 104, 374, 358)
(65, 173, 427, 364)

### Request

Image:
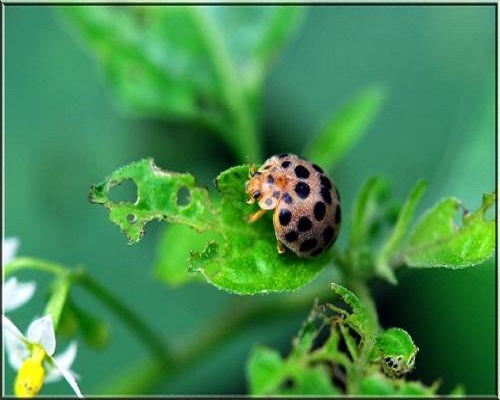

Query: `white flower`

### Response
(3, 237, 20, 265)
(4, 277, 36, 313)
(3, 314, 83, 397)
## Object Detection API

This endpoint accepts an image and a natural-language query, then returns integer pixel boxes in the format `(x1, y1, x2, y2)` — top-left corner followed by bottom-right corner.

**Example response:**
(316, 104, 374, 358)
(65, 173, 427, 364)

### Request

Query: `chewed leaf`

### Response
(403, 191, 495, 268)
(91, 161, 329, 294)
(372, 327, 418, 378)
(89, 158, 216, 244)
(190, 165, 329, 295)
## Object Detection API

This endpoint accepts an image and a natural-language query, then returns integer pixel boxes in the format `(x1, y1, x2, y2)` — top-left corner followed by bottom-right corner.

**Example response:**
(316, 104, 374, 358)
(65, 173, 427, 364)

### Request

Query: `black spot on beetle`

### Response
(265, 198, 273, 207)
(278, 153, 289, 158)
(335, 206, 341, 224)
(281, 161, 291, 169)
(297, 216, 312, 232)
(272, 191, 280, 198)
(323, 226, 335, 244)
(285, 231, 298, 242)
(300, 238, 318, 252)
(385, 357, 391, 362)
(294, 165, 310, 179)
(320, 176, 332, 190)
(295, 182, 310, 199)
(279, 209, 292, 226)
(314, 201, 326, 221)
(312, 163, 324, 173)
(282, 193, 293, 204)
(267, 175, 275, 184)
(320, 187, 332, 204)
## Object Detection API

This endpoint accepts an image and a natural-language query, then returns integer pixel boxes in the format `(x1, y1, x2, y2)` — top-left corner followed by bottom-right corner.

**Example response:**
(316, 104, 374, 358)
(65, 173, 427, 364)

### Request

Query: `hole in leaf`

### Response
(177, 186, 191, 207)
(127, 214, 137, 224)
(311, 324, 331, 352)
(280, 377, 295, 391)
(109, 179, 138, 204)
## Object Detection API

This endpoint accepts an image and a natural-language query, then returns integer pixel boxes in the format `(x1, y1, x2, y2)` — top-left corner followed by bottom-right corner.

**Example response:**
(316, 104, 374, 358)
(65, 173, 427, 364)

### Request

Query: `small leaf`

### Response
(153, 224, 213, 286)
(285, 366, 340, 395)
(375, 180, 427, 284)
(359, 372, 438, 395)
(89, 158, 217, 244)
(403, 191, 495, 268)
(330, 283, 376, 340)
(373, 327, 418, 378)
(349, 176, 390, 252)
(247, 345, 286, 395)
(304, 85, 386, 171)
(59, 298, 110, 349)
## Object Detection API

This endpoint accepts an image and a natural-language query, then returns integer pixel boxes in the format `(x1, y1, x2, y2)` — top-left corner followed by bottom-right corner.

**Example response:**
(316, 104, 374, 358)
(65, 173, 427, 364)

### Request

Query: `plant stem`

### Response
(191, 8, 262, 163)
(4, 258, 171, 364)
(74, 271, 173, 364)
(5, 257, 67, 277)
(99, 284, 333, 394)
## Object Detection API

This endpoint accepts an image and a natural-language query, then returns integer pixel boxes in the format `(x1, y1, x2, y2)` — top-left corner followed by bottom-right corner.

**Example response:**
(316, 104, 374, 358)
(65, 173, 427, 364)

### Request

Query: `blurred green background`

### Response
(5, 5, 495, 396)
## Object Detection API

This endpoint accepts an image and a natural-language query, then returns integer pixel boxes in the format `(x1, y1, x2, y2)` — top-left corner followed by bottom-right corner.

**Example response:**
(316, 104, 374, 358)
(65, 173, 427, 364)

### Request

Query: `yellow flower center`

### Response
(14, 345, 46, 397)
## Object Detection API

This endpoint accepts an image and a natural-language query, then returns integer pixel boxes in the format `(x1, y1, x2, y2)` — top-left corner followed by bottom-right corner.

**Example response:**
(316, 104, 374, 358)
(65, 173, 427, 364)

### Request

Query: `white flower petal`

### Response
(4, 323, 30, 370)
(45, 341, 78, 382)
(3, 237, 19, 265)
(47, 354, 83, 398)
(4, 277, 36, 312)
(27, 315, 56, 356)
(2, 315, 27, 342)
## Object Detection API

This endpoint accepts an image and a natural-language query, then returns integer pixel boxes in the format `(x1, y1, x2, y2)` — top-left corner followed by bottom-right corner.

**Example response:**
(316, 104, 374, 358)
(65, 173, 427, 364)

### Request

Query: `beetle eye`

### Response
(252, 190, 261, 199)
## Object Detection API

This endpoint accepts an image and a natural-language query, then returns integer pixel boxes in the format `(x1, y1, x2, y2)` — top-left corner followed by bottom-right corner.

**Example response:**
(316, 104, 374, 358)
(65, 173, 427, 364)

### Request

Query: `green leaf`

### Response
(304, 85, 386, 171)
(285, 366, 340, 395)
(189, 165, 329, 295)
(89, 158, 216, 244)
(349, 176, 390, 252)
(153, 224, 213, 286)
(62, 6, 302, 161)
(375, 180, 427, 284)
(403, 191, 495, 268)
(91, 160, 329, 294)
(373, 327, 418, 378)
(360, 372, 438, 395)
(59, 297, 110, 348)
(330, 283, 376, 341)
(247, 346, 286, 395)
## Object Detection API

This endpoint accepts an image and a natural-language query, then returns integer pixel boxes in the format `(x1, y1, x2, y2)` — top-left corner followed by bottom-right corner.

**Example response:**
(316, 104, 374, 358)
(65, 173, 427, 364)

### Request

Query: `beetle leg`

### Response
(276, 241, 286, 254)
(248, 208, 266, 223)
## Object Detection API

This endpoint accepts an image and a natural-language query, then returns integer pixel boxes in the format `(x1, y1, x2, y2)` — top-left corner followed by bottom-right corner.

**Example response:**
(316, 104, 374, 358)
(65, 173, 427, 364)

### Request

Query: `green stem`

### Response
(191, 8, 262, 163)
(4, 258, 171, 364)
(5, 257, 67, 277)
(99, 284, 333, 394)
(74, 271, 173, 364)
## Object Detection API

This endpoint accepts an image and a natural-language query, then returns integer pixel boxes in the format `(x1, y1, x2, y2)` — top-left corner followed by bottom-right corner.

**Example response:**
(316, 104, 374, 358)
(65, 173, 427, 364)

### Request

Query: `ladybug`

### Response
(245, 153, 341, 258)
